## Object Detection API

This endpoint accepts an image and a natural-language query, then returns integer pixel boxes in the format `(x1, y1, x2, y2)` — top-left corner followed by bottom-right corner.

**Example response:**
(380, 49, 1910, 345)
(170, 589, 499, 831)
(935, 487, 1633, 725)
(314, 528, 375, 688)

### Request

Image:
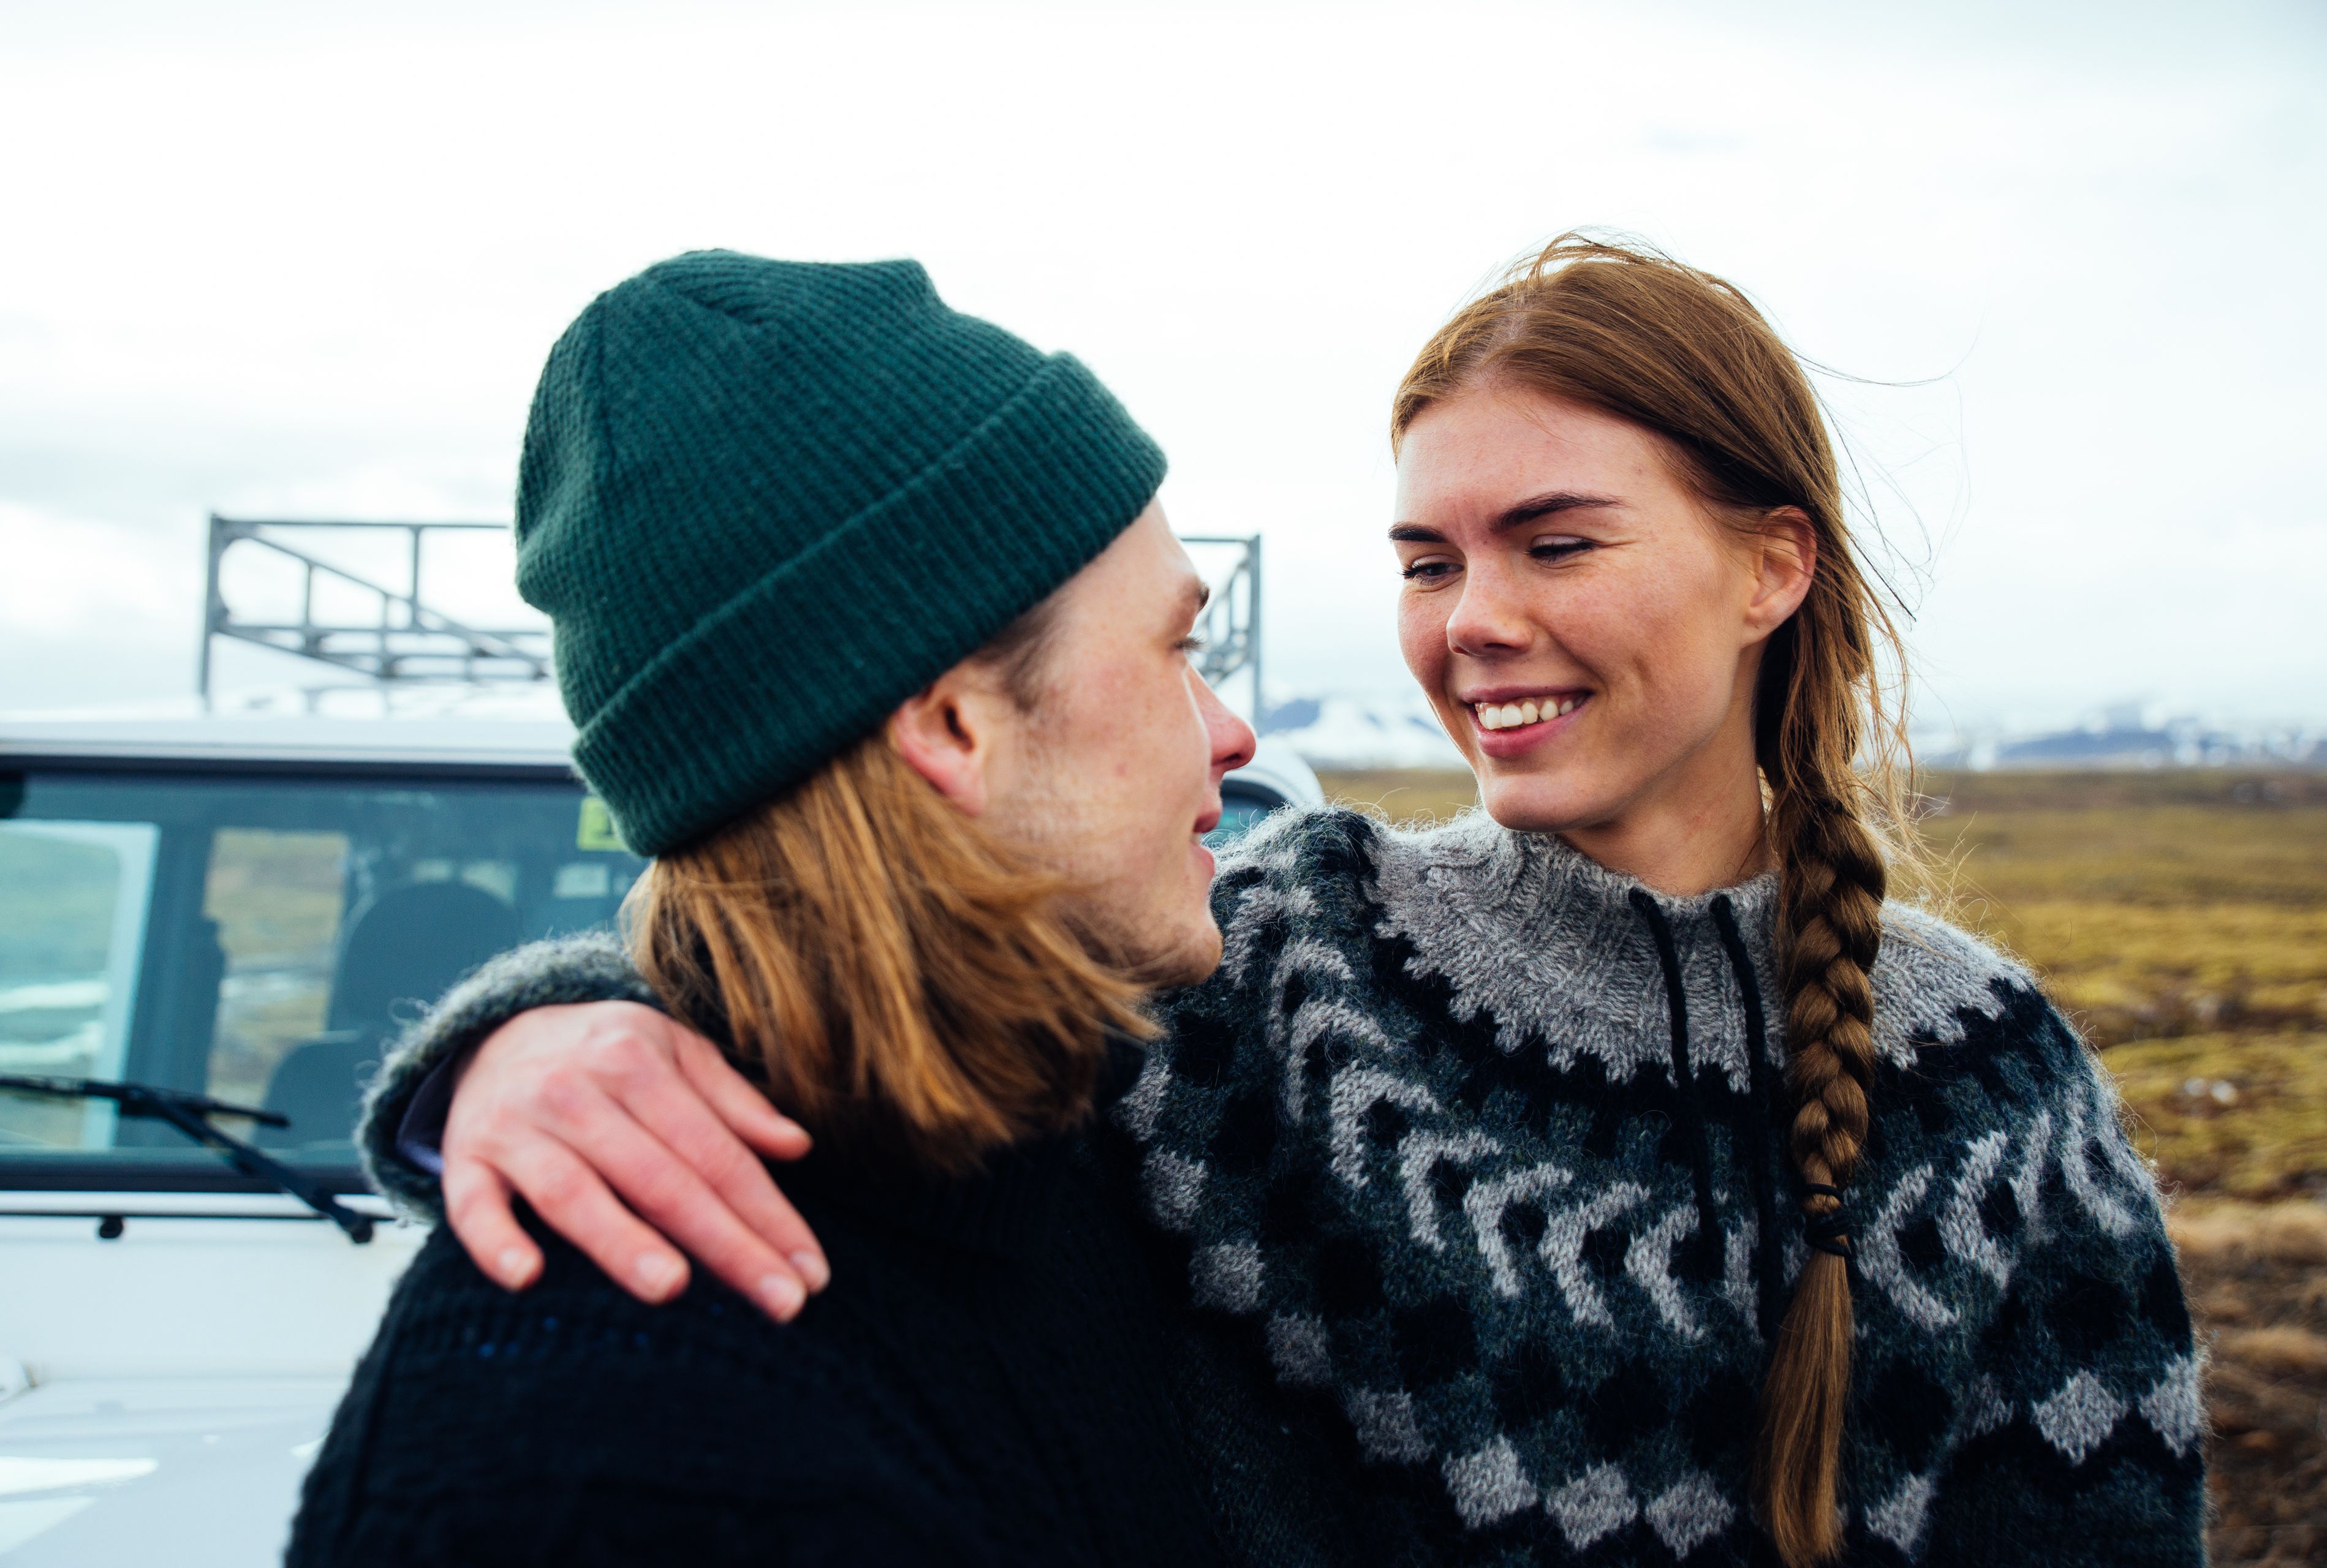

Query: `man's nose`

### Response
(1198, 676, 1258, 777)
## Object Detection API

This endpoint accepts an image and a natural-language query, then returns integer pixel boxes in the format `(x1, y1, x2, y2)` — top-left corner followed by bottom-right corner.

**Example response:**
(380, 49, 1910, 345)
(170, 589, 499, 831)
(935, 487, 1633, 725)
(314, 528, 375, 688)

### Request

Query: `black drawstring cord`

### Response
(1710, 894, 1787, 1337)
(1627, 889, 1719, 1245)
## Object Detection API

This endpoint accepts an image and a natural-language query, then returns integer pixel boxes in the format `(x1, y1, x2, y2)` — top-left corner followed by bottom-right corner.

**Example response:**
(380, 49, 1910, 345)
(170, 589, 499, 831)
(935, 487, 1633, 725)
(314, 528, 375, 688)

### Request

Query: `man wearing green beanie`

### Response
(518, 250, 1178, 858)
(290, 252, 1365, 1565)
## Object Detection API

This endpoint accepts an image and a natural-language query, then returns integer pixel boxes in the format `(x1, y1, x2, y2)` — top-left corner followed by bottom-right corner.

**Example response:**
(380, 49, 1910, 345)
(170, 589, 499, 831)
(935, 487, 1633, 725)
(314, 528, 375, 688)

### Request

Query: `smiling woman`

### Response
(1388, 401, 1819, 889)
(1386, 234, 1920, 1562)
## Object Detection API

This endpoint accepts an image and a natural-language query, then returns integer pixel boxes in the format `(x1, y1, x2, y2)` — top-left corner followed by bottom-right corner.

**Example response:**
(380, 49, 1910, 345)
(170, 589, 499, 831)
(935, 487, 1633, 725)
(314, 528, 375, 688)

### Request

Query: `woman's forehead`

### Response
(1394, 388, 1678, 524)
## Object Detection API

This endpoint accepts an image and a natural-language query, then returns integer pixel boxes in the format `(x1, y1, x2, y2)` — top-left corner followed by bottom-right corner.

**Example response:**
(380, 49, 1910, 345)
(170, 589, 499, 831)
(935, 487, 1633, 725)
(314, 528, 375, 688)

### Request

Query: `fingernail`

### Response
(635, 1254, 683, 1298)
(760, 1273, 806, 1321)
(790, 1251, 830, 1292)
(498, 1247, 532, 1286)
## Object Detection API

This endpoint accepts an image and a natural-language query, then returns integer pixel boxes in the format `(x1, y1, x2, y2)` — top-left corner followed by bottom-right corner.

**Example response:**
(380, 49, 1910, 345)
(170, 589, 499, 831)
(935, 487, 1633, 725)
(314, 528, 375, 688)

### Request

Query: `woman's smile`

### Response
(1461, 687, 1592, 755)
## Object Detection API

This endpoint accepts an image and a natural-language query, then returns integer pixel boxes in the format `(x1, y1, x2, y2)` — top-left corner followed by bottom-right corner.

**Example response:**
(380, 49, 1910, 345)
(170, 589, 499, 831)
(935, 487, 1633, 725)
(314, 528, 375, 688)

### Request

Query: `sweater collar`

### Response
(1361, 809, 2033, 1081)
(1386, 812, 1781, 944)
(1368, 813, 1785, 1091)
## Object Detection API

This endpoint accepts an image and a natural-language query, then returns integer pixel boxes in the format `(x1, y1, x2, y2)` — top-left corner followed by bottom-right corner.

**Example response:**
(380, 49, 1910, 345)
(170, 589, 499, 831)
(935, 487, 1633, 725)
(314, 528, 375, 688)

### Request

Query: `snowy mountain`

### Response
(1918, 703, 2326, 771)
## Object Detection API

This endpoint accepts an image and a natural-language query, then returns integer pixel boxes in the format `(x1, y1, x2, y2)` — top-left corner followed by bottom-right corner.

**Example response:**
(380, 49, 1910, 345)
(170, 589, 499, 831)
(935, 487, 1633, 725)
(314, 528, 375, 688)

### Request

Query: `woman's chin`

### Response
(1475, 772, 1605, 837)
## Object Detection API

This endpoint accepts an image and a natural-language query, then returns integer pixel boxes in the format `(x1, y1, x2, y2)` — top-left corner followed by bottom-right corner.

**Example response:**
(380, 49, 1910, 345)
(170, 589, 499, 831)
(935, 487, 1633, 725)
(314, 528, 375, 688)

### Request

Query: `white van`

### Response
(0, 713, 1320, 1565)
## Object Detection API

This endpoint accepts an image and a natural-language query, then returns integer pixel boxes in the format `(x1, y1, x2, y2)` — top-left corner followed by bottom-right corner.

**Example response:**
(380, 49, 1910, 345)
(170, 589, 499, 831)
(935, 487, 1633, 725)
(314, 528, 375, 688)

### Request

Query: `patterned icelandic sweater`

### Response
(1119, 808, 2205, 1566)
(357, 807, 2206, 1567)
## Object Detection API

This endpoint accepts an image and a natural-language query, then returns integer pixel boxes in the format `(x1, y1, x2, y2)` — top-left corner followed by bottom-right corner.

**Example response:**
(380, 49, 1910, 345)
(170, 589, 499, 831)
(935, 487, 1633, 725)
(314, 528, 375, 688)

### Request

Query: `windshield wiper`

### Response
(0, 1073, 374, 1243)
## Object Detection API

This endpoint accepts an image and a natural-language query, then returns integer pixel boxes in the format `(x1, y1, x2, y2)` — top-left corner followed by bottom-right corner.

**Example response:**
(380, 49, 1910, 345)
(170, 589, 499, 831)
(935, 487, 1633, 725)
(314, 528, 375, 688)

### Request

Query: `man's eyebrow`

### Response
(1182, 577, 1211, 618)
(1388, 491, 1623, 542)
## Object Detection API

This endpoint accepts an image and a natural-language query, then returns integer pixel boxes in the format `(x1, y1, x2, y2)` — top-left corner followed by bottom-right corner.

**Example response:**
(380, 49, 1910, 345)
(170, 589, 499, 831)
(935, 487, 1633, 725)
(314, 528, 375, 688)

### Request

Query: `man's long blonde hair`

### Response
(629, 729, 1153, 1175)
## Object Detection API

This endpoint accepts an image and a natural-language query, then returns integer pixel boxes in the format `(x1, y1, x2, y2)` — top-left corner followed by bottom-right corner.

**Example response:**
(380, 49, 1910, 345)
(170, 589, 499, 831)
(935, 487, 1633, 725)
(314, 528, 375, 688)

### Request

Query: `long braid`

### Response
(1758, 778, 1887, 1562)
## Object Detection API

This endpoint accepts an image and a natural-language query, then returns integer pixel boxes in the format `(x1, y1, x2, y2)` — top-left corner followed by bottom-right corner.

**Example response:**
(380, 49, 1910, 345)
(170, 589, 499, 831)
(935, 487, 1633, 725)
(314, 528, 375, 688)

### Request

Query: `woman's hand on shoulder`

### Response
(439, 1001, 831, 1321)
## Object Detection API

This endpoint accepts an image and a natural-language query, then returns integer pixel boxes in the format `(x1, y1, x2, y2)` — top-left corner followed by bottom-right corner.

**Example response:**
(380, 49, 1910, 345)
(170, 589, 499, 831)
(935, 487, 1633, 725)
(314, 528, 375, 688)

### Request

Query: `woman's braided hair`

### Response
(1391, 233, 1914, 1565)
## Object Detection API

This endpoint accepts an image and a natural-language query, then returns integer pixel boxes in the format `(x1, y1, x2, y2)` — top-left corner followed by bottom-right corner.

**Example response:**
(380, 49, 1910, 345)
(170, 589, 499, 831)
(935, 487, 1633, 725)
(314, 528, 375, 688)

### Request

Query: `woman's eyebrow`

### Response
(1492, 491, 1622, 530)
(1389, 491, 1622, 543)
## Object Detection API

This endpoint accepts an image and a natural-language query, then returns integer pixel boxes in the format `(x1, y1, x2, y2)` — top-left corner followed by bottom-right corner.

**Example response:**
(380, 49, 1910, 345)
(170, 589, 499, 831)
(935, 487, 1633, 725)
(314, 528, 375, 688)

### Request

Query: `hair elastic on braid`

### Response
(1799, 1181, 1852, 1259)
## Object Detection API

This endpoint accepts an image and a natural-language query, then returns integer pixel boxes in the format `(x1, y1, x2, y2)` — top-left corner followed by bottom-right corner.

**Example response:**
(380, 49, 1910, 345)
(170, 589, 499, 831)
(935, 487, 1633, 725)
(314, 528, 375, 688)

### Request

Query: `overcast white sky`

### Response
(2, 0, 2321, 733)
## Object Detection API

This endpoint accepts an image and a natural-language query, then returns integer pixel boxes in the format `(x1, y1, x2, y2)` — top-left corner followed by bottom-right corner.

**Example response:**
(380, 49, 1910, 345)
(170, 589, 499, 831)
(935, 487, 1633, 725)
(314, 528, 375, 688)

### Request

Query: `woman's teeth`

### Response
(1474, 696, 1580, 731)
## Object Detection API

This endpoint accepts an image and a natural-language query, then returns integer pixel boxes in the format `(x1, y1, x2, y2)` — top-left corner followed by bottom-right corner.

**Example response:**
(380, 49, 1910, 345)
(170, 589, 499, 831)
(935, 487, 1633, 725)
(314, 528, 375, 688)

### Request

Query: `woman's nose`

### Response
(1443, 564, 1537, 657)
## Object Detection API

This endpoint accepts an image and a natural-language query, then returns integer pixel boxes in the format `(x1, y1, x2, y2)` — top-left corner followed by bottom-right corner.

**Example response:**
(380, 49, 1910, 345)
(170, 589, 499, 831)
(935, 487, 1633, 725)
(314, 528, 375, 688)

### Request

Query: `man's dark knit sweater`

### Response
(290, 1059, 1356, 1567)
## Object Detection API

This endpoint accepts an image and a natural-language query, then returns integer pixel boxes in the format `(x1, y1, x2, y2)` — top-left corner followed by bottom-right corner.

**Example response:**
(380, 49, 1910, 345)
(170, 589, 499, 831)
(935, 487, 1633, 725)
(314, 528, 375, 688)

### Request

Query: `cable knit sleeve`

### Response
(355, 932, 660, 1219)
(1903, 1009, 2207, 1567)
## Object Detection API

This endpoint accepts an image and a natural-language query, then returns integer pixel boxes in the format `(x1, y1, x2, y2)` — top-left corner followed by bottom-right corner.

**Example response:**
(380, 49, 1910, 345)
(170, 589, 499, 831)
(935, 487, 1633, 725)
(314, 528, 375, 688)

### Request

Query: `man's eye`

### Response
(1400, 559, 1458, 582)
(1178, 635, 1208, 655)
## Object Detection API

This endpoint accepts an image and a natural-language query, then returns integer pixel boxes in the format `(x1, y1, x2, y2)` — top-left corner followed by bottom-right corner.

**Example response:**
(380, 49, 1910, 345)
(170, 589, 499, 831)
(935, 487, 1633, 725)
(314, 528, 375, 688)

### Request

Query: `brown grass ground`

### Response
(1316, 766, 2327, 1563)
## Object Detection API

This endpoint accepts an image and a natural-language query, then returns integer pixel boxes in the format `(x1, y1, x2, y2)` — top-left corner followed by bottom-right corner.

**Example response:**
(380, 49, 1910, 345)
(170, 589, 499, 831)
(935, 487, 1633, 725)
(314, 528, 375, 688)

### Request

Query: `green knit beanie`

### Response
(515, 251, 1167, 855)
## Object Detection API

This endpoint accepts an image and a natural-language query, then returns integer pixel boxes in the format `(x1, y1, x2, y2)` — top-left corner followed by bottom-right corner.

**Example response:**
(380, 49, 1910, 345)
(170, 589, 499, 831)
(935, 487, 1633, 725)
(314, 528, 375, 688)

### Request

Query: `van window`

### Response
(0, 766, 648, 1189)
(0, 820, 159, 1150)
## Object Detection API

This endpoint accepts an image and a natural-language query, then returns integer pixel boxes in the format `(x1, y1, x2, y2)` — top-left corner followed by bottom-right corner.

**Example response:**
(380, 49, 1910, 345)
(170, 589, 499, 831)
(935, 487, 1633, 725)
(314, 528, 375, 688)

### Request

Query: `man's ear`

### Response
(888, 663, 1007, 816)
(1743, 506, 1818, 640)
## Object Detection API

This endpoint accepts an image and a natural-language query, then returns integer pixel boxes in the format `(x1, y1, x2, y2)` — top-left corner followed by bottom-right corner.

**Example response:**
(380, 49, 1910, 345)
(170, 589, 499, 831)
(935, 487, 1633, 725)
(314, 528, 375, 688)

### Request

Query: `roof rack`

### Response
(201, 517, 1263, 710)
(199, 516, 551, 704)
(1179, 533, 1262, 703)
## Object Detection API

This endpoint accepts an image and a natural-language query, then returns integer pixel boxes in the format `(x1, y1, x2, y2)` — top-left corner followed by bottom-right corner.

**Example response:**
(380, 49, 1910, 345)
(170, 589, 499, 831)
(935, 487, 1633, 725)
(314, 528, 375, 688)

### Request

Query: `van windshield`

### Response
(0, 764, 646, 1189)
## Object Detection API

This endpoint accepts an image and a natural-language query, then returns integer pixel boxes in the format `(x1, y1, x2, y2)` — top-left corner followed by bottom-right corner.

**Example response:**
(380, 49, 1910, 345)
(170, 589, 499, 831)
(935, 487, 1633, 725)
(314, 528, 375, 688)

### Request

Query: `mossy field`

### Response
(1316, 766, 2327, 1564)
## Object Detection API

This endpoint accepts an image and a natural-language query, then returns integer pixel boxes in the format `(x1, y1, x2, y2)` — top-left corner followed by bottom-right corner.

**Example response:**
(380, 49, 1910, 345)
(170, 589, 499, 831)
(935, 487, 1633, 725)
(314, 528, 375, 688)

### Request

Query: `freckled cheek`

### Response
(1520, 595, 1619, 693)
(1114, 666, 1205, 809)
(1396, 594, 1450, 686)
(1595, 589, 1732, 720)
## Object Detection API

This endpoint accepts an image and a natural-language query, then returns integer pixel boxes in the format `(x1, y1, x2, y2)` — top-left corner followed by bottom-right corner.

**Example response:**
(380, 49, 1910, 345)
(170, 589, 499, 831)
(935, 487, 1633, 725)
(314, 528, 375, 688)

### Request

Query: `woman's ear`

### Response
(1744, 507, 1818, 639)
(888, 667, 1003, 816)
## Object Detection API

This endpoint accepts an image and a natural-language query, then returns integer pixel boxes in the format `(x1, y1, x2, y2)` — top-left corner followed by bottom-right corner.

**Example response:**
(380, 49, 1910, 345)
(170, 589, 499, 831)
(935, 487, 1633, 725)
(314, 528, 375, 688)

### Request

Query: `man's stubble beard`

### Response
(986, 725, 1219, 991)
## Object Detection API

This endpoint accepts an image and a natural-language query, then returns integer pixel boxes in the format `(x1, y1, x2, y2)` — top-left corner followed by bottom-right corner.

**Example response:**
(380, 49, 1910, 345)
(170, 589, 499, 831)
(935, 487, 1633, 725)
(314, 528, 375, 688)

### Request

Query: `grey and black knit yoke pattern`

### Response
(1127, 808, 2204, 1566)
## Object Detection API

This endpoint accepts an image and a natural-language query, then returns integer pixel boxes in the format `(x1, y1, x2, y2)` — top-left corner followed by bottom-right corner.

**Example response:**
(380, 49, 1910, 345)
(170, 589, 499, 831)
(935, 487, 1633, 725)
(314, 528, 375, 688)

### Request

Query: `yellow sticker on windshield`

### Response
(577, 797, 625, 852)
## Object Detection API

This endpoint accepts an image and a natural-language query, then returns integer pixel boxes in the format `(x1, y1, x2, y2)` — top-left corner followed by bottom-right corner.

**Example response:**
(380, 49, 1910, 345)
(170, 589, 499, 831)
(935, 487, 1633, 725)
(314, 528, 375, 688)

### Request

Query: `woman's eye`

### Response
(1399, 557, 1458, 582)
(1531, 535, 1593, 562)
